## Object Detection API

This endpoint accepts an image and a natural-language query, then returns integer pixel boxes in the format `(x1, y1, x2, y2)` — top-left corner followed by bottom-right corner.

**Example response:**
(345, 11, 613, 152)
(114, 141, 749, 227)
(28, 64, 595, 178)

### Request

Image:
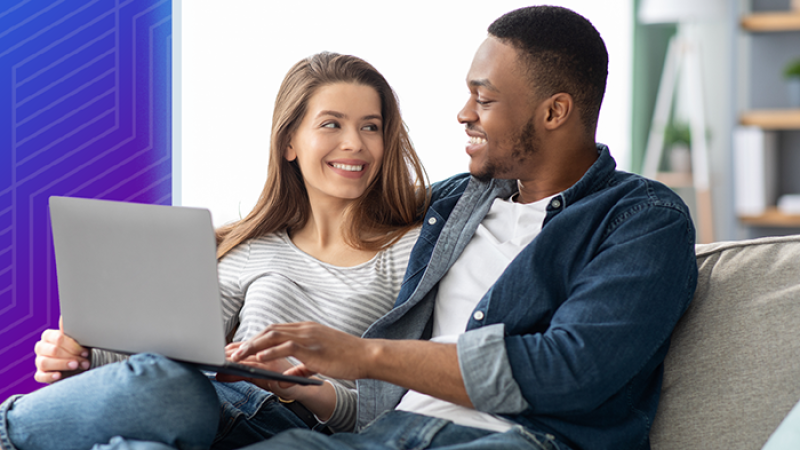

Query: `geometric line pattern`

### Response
(0, 0, 171, 399)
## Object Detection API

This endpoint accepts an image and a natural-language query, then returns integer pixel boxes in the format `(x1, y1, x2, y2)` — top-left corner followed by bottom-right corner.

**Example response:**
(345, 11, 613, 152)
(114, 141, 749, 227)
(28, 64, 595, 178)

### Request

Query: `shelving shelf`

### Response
(741, 12, 800, 31)
(736, 5, 800, 234)
(739, 207, 800, 227)
(655, 172, 693, 189)
(739, 109, 800, 129)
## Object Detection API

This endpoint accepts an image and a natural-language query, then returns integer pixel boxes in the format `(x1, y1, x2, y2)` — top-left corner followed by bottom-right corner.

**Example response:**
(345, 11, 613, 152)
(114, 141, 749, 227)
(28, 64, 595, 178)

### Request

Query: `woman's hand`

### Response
(218, 342, 303, 399)
(217, 341, 337, 421)
(33, 317, 91, 384)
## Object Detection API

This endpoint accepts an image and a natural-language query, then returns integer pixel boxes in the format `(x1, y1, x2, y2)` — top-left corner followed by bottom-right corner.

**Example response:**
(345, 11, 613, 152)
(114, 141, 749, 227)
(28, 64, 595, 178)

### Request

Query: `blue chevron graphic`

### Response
(0, 0, 172, 399)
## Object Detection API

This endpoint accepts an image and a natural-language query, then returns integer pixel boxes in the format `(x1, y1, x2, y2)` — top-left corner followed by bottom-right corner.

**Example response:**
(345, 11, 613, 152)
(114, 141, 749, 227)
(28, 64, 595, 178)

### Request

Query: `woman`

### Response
(0, 52, 428, 450)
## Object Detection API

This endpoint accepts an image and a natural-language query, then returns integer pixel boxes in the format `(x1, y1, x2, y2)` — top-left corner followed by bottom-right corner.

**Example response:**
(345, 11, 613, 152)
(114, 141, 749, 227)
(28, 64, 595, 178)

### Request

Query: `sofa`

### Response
(650, 234, 800, 449)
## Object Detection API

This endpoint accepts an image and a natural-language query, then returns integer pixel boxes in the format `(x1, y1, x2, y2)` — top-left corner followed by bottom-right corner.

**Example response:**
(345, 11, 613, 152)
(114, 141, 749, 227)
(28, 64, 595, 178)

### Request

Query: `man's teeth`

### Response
(331, 163, 363, 172)
(469, 136, 487, 145)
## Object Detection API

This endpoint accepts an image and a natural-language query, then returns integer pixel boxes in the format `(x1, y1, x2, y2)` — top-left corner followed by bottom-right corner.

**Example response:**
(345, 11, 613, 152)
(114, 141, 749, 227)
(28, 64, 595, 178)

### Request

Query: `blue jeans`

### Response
(0, 354, 314, 450)
(210, 380, 315, 450)
(0, 353, 219, 450)
(73, 411, 569, 450)
(239, 411, 569, 450)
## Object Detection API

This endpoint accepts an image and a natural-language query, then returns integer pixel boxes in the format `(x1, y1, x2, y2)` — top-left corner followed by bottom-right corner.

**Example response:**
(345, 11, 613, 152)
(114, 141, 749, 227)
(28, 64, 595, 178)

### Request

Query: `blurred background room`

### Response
(1, 0, 799, 399)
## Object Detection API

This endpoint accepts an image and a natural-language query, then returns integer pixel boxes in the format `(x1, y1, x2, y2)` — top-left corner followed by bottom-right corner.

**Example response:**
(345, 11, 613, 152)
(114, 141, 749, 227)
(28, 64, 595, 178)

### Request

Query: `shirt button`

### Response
(427, 217, 437, 225)
(473, 311, 485, 321)
(550, 198, 562, 209)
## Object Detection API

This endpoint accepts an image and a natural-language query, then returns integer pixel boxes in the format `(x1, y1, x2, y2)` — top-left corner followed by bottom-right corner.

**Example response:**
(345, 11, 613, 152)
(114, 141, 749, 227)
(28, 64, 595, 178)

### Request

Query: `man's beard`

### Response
(473, 119, 539, 183)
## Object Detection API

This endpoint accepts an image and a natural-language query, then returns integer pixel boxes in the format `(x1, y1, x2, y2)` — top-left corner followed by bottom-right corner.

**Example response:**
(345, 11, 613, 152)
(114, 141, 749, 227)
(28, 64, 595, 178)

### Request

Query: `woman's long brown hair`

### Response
(215, 52, 429, 259)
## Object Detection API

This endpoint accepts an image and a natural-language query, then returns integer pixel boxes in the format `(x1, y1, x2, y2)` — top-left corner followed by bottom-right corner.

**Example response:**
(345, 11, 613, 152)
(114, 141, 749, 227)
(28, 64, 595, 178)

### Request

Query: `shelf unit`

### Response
(740, 207, 800, 226)
(741, 12, 800, 31)
(737, 5, 800, 230)
(740, 110, 800, 129)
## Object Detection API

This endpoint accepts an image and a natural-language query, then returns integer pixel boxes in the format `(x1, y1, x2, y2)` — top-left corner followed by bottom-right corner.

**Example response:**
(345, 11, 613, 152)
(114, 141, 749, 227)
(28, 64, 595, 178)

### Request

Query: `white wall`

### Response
(177, 1, 632, 226)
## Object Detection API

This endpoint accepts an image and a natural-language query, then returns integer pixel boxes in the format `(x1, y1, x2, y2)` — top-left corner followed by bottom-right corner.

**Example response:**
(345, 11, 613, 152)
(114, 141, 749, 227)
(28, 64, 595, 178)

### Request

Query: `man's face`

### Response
(458, 37, 541, 182)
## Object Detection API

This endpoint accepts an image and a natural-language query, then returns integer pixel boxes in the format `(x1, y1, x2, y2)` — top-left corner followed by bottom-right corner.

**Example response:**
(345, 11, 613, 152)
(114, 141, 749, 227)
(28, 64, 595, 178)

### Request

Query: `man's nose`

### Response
(457, 100, 477, 124)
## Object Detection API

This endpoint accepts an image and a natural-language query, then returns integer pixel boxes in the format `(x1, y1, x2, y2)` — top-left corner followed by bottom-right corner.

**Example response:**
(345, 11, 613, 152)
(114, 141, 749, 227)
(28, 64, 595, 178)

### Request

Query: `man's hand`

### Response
(33, 317, 91, 383)
(231, 322, 473, 408)
(218, 342, 304, 398)
(230, 322, 375, 381)
(220, 339, 337, 420)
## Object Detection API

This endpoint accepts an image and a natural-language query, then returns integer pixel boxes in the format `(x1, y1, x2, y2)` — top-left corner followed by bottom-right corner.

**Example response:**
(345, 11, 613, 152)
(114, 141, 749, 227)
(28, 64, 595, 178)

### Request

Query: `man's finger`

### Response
(255, 339, 307, 364)
(233, 322, 321, 357)
(225, 342, 243, 358)
(232, 331, 287, 361)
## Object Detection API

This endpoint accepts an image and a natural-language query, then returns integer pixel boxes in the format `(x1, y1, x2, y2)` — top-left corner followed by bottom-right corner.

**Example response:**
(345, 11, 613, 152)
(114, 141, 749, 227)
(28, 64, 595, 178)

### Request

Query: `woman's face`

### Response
(287, 82, 384, 206)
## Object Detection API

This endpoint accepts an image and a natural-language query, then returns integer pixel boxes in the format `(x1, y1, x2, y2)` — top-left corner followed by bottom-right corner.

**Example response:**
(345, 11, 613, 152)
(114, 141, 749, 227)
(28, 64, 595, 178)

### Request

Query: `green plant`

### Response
(664, 121, 691, 147)
(784, 58, 800, 79)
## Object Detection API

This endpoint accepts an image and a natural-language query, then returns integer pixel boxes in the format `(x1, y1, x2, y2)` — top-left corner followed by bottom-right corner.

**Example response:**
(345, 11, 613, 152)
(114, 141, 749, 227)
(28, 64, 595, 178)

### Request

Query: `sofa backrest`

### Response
(650, 235, 800, 450)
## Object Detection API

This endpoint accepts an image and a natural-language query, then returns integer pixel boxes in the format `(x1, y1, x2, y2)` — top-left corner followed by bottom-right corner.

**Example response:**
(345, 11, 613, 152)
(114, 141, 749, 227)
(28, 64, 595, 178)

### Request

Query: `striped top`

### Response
(222, 229, 419, 343)
(218, 228, 420, 430)
(92, 226, 420, 431)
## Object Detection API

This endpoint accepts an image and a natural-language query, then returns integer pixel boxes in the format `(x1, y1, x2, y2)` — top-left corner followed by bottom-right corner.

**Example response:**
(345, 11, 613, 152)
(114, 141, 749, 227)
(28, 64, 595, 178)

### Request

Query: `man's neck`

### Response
(514, 143, 598, 204)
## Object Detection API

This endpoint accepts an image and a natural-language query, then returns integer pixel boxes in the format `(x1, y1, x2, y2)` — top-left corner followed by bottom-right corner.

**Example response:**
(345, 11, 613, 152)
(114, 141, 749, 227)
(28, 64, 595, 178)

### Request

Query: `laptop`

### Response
(48, 196, 321, 386)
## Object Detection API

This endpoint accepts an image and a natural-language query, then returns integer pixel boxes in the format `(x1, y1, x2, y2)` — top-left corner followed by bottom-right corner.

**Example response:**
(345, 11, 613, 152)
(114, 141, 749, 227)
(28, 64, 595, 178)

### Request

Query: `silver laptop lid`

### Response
(49, 196, 226, 365)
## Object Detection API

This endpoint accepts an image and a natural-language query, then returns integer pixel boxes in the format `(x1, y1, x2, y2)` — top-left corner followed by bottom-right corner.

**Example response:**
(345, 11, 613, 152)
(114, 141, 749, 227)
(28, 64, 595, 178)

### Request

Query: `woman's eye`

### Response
(362, 124, 379, 131)
(476, 99, 490, 106)
(322, 122, 339, 129)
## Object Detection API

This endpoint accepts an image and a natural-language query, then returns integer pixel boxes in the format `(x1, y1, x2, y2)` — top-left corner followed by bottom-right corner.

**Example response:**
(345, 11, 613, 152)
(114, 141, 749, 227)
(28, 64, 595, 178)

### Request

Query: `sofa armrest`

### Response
(651, 235, 800, 450)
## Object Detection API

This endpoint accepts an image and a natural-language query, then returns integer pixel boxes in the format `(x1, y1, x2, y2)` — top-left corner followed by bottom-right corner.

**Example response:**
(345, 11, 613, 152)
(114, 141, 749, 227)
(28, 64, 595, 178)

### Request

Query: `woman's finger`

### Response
(34, 369, 62, 384)
(35, 354, 88, 373)
(34, 340, 90, 369)
(41, 328, 88, 358)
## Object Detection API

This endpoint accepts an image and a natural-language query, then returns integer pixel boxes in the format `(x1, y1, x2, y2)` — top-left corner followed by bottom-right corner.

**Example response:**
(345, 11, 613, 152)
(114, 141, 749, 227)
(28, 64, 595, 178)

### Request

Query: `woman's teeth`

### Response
(469, 136, 487, 145)
(331, 163, 363, 172)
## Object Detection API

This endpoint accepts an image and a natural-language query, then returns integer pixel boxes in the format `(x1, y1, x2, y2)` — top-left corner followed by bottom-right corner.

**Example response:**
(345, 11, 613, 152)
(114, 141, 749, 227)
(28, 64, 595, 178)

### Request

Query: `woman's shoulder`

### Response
(381, 225, 421, 259)
(220, 232, 288, 265)
(243, 231, 293, 257)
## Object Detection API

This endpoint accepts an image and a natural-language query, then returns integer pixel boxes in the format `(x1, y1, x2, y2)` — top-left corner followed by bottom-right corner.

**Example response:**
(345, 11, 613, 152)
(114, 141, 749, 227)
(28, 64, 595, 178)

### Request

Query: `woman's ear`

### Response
(543, 92, 573, 131)
(285, 143, 297, 162)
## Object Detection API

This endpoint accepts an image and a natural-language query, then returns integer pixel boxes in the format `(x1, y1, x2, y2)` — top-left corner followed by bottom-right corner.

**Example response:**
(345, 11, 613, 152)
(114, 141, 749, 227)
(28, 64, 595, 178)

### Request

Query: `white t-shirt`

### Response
(396, 193, 553, 432)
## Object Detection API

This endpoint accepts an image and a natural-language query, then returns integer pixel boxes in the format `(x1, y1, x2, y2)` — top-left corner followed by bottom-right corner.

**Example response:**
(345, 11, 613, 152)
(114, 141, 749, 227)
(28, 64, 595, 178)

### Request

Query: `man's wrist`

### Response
(361, 339, 387, 380)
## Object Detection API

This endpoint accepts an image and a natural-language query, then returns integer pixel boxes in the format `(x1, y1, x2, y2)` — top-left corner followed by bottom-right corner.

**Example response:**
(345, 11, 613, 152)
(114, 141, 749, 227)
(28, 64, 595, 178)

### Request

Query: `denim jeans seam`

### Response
(360, 408, 394, 431)
(231, 384, 256, 409)
(214, 390, 278, 445)
(0, 395, 22, 450)
(509, 425, 557, 450)
(246, 389, 275, 421)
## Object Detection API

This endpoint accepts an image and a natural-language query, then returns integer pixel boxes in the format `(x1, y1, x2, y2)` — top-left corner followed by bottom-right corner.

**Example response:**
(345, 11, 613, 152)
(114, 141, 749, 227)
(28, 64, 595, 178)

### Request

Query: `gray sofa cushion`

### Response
(651, 235, 800, 450)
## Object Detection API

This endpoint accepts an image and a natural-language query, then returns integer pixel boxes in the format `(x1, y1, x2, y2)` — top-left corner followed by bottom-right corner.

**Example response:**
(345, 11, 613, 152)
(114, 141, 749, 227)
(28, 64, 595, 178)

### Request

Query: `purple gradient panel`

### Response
(0, 0, 172, 401)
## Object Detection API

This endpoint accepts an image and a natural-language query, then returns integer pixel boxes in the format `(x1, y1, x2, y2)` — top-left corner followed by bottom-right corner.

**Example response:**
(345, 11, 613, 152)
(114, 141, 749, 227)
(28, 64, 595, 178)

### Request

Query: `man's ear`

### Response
(285, 143, 297, 162)
(543, 93, 574, 131)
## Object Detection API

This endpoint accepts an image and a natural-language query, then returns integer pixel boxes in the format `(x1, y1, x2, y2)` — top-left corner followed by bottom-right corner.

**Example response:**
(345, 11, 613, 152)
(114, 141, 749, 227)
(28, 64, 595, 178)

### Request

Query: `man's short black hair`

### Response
(488, 6, 608, 132)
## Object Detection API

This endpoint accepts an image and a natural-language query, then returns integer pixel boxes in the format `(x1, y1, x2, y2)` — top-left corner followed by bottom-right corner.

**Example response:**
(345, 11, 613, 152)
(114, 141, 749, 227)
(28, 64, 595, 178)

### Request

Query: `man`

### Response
(232, 6, 698, 450)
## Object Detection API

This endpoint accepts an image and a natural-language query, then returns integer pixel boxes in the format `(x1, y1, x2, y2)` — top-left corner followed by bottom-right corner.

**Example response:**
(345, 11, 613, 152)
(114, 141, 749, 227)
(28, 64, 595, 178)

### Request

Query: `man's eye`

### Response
(476, 99, 490, 106)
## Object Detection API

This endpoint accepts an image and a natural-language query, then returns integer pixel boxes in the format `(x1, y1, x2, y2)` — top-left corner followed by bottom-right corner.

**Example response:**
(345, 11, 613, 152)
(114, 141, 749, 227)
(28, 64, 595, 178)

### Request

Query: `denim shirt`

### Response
(356, 145, 698, 450)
